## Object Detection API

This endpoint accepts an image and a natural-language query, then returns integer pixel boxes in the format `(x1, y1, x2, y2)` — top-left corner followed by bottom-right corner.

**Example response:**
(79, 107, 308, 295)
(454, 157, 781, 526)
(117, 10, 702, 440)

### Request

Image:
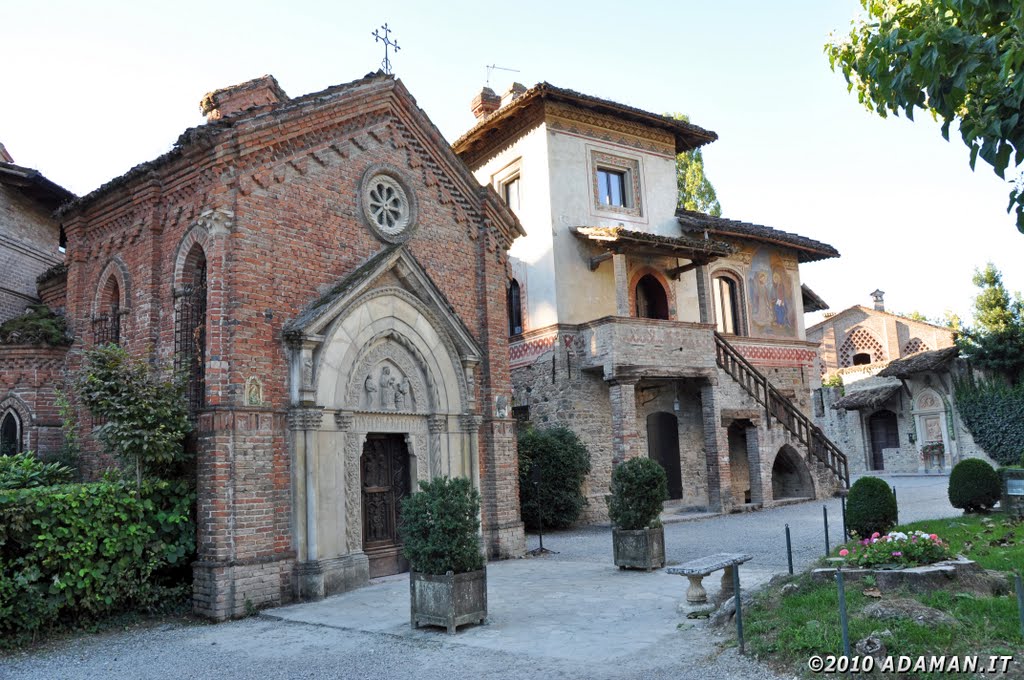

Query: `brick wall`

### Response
(0, 345, 67, 456)
(0, 184, 63, 323)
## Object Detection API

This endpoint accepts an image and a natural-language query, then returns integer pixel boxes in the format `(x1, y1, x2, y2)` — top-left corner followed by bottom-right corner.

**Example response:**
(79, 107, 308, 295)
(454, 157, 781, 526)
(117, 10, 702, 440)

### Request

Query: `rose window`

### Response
(362, 174, 410, 238)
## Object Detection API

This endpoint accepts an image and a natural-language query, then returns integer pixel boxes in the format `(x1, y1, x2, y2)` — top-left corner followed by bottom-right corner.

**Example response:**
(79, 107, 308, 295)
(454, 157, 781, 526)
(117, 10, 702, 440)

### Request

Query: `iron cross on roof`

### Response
(372, 23, 400, 75)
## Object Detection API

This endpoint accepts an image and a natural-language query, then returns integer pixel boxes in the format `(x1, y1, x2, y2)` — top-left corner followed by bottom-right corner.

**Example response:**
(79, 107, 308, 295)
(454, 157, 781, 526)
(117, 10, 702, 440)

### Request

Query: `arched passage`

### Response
(771, 445, 814, 500)
(1, 409, 22, 456)
(635, 274, 669, 320)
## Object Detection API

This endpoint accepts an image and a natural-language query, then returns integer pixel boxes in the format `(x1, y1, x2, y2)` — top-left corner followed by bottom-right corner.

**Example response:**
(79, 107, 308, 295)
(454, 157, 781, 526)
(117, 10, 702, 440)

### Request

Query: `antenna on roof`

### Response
(372, 23, 400, 75)
(486, 64, 520, 86)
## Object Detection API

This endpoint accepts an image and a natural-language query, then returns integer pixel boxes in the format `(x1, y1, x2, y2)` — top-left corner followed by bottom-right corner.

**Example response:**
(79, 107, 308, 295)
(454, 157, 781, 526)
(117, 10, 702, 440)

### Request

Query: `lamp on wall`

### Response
(908, 431, 916, 444)
(673, 383, 681, 413)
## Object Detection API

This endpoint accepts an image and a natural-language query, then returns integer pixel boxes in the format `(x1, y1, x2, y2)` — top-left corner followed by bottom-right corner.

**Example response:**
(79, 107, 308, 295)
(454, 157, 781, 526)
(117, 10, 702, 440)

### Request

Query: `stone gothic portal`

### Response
(361, 433, 412, 578)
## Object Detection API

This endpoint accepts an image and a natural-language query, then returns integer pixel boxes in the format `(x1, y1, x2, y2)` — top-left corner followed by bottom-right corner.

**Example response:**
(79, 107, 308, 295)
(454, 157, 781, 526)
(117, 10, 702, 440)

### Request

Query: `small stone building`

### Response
(807, 294, 990, 473)
(453, 83, 849, 518)
(52, 72, 525, 619)
(0, 148, 74, 456)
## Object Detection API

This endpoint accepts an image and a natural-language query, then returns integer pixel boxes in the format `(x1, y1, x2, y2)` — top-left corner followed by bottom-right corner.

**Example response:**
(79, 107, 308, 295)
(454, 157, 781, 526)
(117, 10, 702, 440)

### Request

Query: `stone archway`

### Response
(770, 445, 814, 500)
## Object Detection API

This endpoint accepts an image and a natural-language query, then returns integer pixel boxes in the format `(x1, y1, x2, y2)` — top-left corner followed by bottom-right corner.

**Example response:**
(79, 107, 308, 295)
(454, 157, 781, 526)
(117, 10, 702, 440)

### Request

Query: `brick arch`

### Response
(903, 337, 929, 355)
(172, 224, 211, 291)
(838, 326, 886, 367)
(628, 266, 673, 319)
(92, 257, 130, 317)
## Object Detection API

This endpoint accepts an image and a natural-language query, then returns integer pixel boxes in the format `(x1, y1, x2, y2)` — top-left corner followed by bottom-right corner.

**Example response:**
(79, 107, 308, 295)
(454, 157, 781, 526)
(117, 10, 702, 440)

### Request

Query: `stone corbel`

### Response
(292, 336, 322, 405)
(461, 358, 479, 406)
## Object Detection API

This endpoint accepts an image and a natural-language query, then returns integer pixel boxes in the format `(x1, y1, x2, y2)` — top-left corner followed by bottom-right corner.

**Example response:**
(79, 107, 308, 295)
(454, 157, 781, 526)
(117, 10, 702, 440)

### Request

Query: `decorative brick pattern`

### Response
(838, 327, 886, 367)
(903, 337, 929, 355)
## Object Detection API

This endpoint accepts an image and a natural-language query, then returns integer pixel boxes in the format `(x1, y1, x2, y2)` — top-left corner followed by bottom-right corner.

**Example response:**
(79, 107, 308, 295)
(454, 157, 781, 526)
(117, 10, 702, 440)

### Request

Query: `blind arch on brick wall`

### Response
(903, 337, 929, 356)
(838, 326, 886, 367)
(92, 258, 129, 346)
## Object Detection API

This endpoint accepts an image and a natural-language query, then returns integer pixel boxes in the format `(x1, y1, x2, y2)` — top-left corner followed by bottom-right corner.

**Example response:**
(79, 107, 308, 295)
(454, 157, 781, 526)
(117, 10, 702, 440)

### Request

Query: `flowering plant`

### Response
(837, 530, 953, 568)
(920, 441, 944, 460)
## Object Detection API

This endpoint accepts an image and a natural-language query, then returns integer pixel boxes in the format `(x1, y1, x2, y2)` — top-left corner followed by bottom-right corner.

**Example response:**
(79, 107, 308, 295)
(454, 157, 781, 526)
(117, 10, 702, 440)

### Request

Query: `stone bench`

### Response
(666, 553, 752, 605)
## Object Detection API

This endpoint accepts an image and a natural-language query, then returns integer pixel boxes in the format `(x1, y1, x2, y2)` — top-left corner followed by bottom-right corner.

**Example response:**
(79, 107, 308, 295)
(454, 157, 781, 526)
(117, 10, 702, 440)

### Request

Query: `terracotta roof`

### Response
(831, 378, 902, 410)
(676, 209, 839, 263)
(0, 162, 75, 210)
(877, 346, 960, 379)
(452, 82, 718, 160)
(571, 225, 733, 260)
(801, 284, 829, 312)
(57, 72, 391, 218)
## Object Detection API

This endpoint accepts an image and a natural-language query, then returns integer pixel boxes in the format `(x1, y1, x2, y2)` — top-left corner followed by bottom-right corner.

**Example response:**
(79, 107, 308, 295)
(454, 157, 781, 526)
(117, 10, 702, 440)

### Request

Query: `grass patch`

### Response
(746, 513, 1024, 678)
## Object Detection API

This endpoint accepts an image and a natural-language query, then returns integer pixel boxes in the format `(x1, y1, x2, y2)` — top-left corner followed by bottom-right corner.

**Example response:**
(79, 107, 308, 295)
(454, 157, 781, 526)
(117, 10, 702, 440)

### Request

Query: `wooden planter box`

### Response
(613, 526, 665, 570)
(1000, 467, 1024, 518)
(410, 568, 487, 634)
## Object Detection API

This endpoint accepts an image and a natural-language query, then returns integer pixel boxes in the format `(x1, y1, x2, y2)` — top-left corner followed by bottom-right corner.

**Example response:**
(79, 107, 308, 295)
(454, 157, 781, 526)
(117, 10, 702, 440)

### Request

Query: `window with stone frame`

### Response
(590, 150, 642, 218)
(712, 273, 744, 335)
(507, 279, 524, 336)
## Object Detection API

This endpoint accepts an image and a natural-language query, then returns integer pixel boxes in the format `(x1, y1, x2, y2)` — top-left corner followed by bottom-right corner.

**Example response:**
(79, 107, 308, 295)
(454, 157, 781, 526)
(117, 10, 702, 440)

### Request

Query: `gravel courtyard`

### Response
(1, 474, 956, 680)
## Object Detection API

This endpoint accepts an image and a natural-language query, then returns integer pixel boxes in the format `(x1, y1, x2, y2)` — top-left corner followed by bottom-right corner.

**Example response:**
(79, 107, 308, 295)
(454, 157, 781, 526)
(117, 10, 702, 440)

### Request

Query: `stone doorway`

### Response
(868, 410, 898, 471)
(646, 411, 682, 500)
(361, 433, 412, 578)
(770, 445, 814, 500)
(727, 423, 751, 504)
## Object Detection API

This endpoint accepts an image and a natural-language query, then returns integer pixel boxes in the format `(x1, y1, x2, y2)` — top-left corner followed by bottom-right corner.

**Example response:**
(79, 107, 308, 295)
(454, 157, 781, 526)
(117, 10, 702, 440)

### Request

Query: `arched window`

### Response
(175, 245, 207, 418)
(1, 409, 22, 456)
(713, 274, 743, 335)
(93, 275, 121, 345)
(507, 279, 523, 336)
(635, 274, 669, 320)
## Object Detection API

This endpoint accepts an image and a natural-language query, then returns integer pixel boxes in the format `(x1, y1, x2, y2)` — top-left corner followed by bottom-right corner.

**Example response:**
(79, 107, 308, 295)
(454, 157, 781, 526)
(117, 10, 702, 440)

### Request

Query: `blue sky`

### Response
(4, 0, 1022, 324)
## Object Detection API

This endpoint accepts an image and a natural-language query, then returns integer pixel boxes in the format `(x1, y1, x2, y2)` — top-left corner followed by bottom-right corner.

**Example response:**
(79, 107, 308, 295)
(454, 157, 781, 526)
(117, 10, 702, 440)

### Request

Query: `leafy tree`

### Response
(670, 113, 722, 216)
(957, 263, 1024, 382)
(826, 1, 1024, 232)
(73, 344, 192, 487)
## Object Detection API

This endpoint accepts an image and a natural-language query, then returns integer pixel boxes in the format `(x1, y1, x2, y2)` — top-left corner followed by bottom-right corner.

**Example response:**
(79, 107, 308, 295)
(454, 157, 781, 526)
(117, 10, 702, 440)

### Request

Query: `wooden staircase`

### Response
(714, 332, 850, 490)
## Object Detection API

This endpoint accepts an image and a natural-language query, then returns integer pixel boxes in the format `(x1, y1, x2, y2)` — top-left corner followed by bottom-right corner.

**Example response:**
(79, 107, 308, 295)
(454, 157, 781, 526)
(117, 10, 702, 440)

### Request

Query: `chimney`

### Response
(470, 87, 501, 121)
(501, 82, 527, 108)
(870, 289, 885, 312)
(0, 142, 12, 164)
(200, 75, 289, 122)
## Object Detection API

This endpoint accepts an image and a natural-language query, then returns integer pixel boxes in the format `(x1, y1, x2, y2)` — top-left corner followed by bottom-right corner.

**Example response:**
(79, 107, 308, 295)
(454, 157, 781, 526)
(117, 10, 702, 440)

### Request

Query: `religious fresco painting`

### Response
(748, 247, 796, 338)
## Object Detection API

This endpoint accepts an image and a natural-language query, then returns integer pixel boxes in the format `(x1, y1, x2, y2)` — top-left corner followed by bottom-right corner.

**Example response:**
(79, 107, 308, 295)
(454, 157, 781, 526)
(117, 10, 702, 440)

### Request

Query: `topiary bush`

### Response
(948, 458, 1001, 513)
(0, 479, 195, 645)
(845, 476, 898, 538)
(517, 425, 591, 530)
(0, 452, 74, 490)
(400, 477, 483, 575)
(607, 457, 668, 530)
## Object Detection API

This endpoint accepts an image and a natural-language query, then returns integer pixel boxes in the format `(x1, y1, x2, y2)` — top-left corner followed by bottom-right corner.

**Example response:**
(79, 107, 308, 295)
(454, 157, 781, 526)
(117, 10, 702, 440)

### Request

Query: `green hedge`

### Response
(845, 476, 898, 538)
(948, 458, 1001, 513)
(954, 378, 1024, 466)
(517, 426, 591, 530)
(0, 480, 195, 643)
(0, 452, 74, 490)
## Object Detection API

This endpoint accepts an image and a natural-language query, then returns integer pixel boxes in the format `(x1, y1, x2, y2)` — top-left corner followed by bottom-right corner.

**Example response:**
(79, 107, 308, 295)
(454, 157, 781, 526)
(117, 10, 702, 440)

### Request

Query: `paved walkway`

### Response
(2, 474, 957, 680)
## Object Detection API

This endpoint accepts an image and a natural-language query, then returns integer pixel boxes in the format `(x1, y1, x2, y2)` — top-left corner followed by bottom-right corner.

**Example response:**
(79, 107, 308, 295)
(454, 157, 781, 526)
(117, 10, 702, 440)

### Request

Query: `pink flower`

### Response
(930, 534, 938, 540)
(871, 532, 880, 539)
(839, 549, 849, 557)
(892, 551, 902, 557)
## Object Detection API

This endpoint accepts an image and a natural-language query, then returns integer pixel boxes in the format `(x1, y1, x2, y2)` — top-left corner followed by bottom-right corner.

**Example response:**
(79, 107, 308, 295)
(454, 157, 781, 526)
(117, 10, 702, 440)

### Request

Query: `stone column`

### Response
(460, 414, 483, 492)
(612, 252, 630, 316)
(289, 406, 325, 600)
(609, 378, 640, 464)
(428, 414, 446, 480)
(745, 424, 764, 505)
(695, 263, 712, 324)
(699, 381, 729, 511)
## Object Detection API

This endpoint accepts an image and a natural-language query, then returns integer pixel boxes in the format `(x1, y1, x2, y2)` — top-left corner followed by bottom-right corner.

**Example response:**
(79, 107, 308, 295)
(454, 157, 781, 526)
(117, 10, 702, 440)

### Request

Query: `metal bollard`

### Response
(836, 569, 851, 657)
(1016, 571, 1024, 639)
(823, 505, 830, 556)
(893, 485, 898, 525)
(785, 524, 794, 575)
(840, 495, 849, 541)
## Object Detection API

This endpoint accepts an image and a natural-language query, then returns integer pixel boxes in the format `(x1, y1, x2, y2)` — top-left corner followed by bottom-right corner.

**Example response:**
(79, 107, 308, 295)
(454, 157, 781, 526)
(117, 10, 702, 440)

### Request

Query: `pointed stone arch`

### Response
(770, 444, 815, 500)
(0, 395, 32, 456)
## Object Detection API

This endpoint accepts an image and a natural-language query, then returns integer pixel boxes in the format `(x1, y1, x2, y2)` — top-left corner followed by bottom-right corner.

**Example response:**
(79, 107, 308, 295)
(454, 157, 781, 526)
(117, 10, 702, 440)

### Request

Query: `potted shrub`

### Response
(608, 457, 668, 570)
(400, 476, 486, 634)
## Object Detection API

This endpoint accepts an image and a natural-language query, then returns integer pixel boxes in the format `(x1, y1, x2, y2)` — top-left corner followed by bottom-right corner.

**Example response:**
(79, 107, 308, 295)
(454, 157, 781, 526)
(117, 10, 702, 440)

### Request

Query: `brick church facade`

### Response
(51, 73, 525, 618)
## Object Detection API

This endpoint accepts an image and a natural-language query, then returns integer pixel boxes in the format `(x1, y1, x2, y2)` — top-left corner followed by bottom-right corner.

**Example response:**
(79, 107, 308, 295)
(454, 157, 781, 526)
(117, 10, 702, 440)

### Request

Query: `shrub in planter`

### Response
(948, 458, 1001, 513)
(517, 425, 591, 530)
(608, 458, 668, 570)
(400, 477, 485, 633)
(0, 452, 73, 490)
(845, 476, 897, 539)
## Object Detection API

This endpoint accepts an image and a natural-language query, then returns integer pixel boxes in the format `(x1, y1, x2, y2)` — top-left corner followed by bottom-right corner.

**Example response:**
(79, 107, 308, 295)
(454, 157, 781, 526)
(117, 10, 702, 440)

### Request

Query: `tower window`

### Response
(596, 169, 627, 207)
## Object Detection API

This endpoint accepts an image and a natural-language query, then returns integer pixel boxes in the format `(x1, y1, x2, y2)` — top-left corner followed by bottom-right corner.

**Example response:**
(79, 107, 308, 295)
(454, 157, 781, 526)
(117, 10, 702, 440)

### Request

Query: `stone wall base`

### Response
(193, 554, 295, 620)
